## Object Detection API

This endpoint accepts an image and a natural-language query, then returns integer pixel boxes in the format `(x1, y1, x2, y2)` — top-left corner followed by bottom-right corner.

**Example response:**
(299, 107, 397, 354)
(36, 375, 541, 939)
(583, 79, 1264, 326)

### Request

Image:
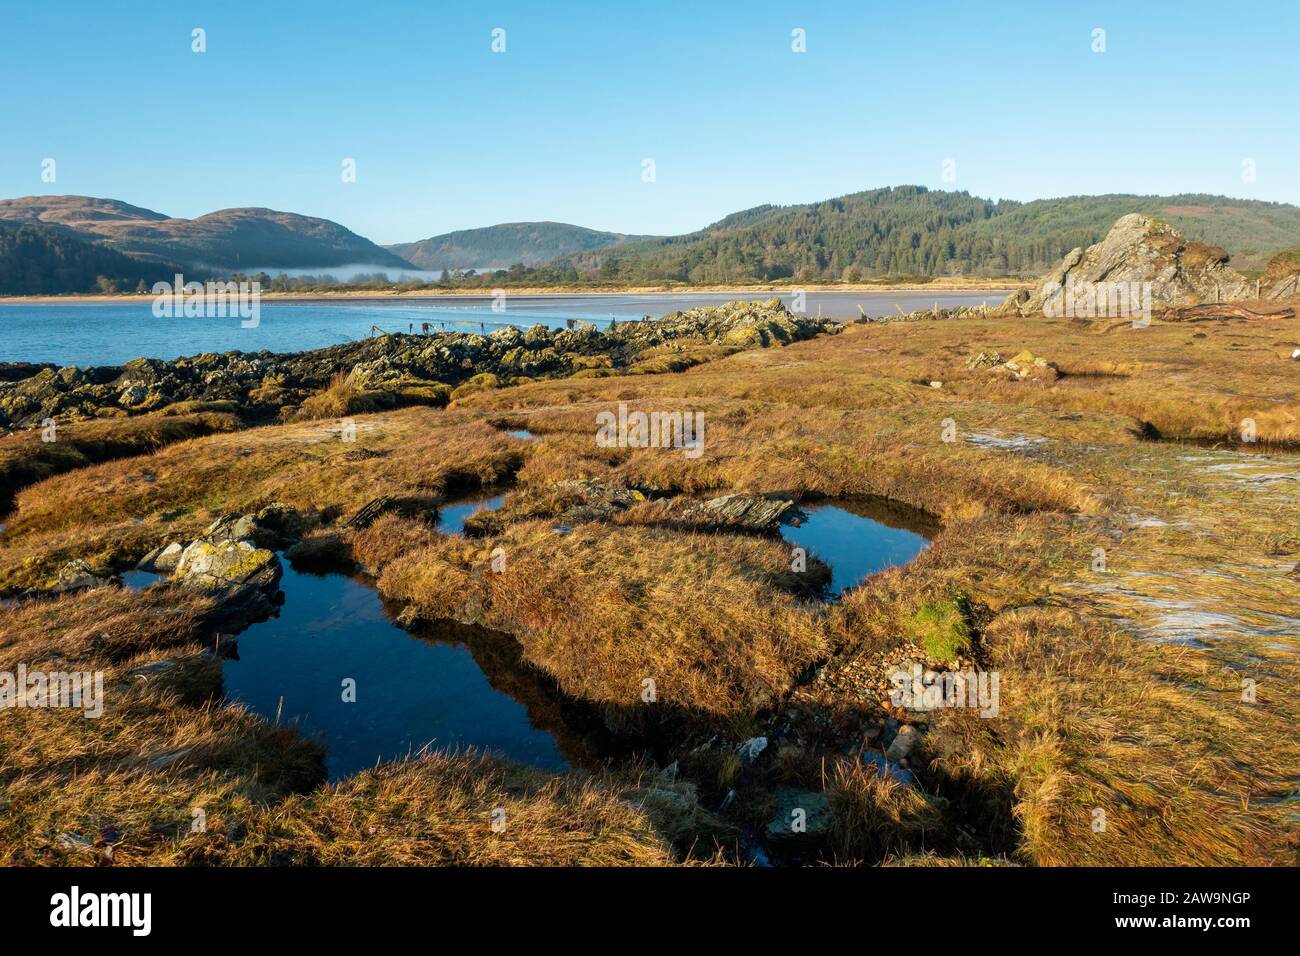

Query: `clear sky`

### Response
(2, 0, 1295, 244)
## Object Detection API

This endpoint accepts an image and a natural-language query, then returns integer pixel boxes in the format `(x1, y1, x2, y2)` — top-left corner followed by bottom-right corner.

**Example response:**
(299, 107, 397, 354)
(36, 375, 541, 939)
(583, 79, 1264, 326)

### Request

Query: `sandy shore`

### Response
(0, 278, 1029, 306)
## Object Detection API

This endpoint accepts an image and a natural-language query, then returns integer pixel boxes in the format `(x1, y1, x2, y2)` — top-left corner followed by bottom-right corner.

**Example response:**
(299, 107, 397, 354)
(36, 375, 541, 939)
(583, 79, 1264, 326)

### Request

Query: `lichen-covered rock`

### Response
(174, 539, 280, 595)
(992, 289, 1028, 315)
(551, 479, 647, 524)
(51, 559, 112, 593)
(885, 724, 921, 761)
(1001, 350, 1058, 382)
(198, 512, 260, 544)
(171, 535, 282, 629)
(964, 350, 1004, 370)
(672, 494, 796, 532)
(1261, 248, 1300, 299)
(1018, 214, 1253, 315)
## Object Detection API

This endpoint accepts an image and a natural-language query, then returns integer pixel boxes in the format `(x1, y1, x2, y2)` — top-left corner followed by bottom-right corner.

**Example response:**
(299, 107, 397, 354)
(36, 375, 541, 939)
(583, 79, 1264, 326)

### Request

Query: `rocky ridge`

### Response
(0, 299, 838, 430)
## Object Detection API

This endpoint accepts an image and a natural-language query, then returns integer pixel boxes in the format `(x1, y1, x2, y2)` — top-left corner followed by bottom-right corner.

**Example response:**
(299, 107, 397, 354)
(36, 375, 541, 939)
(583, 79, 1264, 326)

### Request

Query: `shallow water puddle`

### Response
(122, 569, 163, 591)
(222, 562, 570, 779)
(779, 499, 933, 597)
(503, 429, 537, 441)
(435, 491, 506, 535)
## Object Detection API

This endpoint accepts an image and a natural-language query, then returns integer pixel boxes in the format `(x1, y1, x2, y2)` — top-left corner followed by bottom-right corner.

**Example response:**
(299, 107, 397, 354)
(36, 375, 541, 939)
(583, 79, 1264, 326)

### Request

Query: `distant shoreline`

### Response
(0, 277, 1028, 306)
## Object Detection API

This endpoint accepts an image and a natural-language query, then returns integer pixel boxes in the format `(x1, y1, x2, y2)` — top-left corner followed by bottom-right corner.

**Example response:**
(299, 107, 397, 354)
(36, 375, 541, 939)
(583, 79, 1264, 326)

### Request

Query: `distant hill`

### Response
(557, 187, 1300, 282)
(0, 220, 180, 295)
(0, 196, 411, 272)
(386, 221, 657, 271)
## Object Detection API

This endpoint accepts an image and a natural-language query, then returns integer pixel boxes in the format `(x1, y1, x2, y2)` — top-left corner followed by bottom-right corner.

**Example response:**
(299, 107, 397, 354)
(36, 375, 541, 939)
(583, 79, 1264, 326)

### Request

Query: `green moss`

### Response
(905, 595, 973, 665)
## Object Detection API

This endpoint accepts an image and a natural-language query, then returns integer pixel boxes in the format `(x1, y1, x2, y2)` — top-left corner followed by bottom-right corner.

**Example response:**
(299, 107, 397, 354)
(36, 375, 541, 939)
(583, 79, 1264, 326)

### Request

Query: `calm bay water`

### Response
(0, 290, 1008, 367)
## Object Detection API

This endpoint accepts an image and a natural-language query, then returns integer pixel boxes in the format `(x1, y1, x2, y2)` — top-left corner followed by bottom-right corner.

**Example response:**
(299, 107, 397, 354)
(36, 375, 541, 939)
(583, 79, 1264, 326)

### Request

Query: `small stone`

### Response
(764, 787, 833, 851)
(138, 541, 183, 573)
(52, 559, 111, 593)
(736, 736, 768, 764)
(885, 724, 920, 761)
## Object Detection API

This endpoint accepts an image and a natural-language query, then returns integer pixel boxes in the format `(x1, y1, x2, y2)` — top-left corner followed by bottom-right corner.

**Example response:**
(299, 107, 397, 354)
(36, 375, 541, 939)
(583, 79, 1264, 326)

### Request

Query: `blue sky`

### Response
(2, 0, 1296, 244)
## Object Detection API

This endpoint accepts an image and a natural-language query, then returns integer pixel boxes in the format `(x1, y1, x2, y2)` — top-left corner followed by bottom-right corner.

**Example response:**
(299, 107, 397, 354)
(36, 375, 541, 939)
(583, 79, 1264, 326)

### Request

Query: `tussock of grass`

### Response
(297, 372, 391, 419)
(830, 758, 946, 863)
(379, 519, 829, 717)
(934, 607, 1299, 865)
(252, 752, 686, 866)
(449, 372, 502, 402)
(904, 595, 973, 666)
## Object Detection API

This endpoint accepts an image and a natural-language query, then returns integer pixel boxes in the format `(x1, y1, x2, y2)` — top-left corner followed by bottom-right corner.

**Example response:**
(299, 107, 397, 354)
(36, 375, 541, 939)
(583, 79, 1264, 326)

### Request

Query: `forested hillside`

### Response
(555, 187, 1300, 282)
(387, 221, 655, 270)
(0, 221, 176, 295)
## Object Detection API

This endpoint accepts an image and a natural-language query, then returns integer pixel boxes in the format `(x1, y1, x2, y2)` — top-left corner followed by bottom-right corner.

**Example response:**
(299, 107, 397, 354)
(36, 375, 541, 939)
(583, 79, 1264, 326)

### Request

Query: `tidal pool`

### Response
(435, 491, 507, 535)
(192, 492, 933, 780)
(221, 562, 575, 780)
(779, 498, 935, 597)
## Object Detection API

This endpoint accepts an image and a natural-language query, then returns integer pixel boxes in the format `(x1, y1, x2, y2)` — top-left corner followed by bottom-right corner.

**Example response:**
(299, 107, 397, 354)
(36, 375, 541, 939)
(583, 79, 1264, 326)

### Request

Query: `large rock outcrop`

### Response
(1011, 214, 1253, 316)
(1261, 248, 1300, 300)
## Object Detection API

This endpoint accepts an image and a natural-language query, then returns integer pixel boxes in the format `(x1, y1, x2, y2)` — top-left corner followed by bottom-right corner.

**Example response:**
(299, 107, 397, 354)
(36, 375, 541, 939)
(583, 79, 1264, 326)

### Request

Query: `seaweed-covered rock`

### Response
(0, 300, 839, 428)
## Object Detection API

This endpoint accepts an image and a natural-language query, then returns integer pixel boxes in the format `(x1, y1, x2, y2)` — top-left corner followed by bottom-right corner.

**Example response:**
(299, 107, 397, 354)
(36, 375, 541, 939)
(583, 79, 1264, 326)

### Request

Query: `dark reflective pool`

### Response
(779, 498, 935, 597)
(435, 491, 506, 535)
(221, 562, 575, 779)
(202, 492, 933, 780)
